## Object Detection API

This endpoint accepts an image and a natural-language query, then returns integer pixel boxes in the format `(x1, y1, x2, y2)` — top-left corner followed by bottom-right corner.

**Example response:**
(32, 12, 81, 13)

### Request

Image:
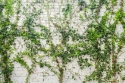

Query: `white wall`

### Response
(4, 0, 125, 83)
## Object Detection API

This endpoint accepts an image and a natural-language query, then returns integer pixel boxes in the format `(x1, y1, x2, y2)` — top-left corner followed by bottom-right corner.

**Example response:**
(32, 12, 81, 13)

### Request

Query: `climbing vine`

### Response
(0, 0, 125, 83)
(78, 0, 125, 83)
(0, 0, 20, 83)
(17, 1, 84, 83)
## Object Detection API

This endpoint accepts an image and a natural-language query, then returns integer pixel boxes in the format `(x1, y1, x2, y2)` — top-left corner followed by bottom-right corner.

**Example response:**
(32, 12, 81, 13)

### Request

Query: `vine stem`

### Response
(111, 0, 124, 83)
(2, 50, 11, 83)
(56, 58, 64, 83)
(111, 34, 117, 83)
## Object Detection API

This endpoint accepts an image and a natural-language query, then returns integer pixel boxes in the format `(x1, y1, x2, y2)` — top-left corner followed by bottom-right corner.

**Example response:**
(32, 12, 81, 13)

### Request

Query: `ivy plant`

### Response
(1, 0, 125, 83)
(79, 0, 125, 83)
(0, 0, 21, 83)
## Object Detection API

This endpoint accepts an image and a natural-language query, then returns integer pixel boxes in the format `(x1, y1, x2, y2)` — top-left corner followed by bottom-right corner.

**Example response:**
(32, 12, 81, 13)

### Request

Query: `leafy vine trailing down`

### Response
(0, 0, 22, 83)
(1, 0, 125, 83)
(0, 0, 84, 83)
(1, 0, 85, 82)
(78, 0, 125, 83)
(40, 3, 85, 83)
(15, 1, 85, 83)
(0, 0, 42, 83)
